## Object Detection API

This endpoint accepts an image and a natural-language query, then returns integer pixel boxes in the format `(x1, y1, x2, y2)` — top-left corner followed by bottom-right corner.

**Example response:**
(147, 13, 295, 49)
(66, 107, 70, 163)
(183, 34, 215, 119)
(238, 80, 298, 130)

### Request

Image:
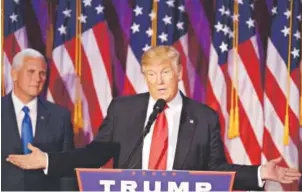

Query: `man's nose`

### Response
(155, 74, 164, 84)
(32, 72, 41, 82)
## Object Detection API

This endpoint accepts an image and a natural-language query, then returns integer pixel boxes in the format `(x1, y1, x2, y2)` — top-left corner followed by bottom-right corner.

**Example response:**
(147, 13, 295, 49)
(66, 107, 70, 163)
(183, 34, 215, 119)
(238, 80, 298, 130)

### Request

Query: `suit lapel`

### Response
(33, 98, 50, 145)
(173, 96, 197, 169)
(5, 94, 22, 152)
(125, 93, 149, 169)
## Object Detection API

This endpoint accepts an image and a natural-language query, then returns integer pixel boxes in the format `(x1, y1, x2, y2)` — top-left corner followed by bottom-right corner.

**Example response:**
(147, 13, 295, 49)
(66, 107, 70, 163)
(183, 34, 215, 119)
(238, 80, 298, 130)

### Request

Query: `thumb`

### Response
(271, 156, 282, 164)
(28, 143, 39, 152)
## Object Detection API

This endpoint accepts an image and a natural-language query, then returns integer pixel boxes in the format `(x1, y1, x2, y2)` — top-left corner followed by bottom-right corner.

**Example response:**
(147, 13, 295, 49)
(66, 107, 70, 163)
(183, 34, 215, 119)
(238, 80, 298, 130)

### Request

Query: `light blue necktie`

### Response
(21, 106, 33, 154)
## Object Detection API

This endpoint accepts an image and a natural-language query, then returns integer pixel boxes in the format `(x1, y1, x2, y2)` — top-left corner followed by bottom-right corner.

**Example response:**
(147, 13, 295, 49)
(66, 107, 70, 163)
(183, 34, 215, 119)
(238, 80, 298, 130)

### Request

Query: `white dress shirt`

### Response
(142, 91, 182, 170)
(11, 91, 38, 137)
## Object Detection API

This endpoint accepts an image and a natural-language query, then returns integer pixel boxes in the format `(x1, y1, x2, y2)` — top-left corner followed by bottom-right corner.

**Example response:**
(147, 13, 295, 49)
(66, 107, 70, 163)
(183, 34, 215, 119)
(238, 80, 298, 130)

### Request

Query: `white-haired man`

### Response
(2, 48, 74, 190)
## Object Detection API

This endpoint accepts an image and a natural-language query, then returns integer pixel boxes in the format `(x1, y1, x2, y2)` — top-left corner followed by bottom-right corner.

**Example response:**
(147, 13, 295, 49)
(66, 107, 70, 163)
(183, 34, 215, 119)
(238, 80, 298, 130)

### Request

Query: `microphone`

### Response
(121, 99, 167, 169)
(144, 99, 166, 136)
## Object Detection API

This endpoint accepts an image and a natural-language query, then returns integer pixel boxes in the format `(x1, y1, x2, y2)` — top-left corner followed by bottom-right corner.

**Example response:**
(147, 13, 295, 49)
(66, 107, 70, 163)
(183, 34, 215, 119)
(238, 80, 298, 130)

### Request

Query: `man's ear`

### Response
(141, 67, 147, 82)
(11, 68, 18, 82)
(177, 65, 183, 81)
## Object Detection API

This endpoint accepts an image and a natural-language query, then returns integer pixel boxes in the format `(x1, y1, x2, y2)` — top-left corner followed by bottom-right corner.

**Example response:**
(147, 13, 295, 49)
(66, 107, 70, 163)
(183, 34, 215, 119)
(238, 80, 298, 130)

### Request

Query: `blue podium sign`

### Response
(76, 169, 235, 191)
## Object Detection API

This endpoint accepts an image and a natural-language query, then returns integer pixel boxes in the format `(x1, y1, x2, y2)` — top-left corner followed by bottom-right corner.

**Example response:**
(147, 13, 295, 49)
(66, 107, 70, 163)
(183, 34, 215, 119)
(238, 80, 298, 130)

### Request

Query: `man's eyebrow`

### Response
(143, 70, 155, 73)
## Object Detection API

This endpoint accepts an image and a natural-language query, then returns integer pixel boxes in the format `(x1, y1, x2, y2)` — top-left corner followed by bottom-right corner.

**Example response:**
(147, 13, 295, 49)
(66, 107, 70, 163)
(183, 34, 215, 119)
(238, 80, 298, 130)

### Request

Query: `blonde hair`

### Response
(141, 46, 180, 69)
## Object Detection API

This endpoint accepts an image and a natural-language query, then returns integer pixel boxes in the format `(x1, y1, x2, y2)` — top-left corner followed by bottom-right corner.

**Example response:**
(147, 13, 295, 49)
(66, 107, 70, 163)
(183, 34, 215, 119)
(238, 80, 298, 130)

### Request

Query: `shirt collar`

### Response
(149, 91, 182, 109)
(11, 90, 38, 114)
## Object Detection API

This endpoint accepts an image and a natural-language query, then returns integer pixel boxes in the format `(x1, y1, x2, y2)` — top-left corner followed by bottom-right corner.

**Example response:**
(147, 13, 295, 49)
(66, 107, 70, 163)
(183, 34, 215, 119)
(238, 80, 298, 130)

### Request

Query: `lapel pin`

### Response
(189, 119, 194, 124)
(41, 116, 44, 120)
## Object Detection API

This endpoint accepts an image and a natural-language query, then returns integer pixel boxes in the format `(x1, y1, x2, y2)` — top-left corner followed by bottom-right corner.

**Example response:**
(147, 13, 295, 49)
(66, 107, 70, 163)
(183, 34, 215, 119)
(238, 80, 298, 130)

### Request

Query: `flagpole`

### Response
(78, 0, 83, 130)
(151, 0, 158, 47)
(300, 10, 302, 126)
(1, 0, 5, 96)
(74, 0, 83, 134)
(284, 0, 294, 145)
(46, 1, 54, 60)
(228, 0, 239, 139)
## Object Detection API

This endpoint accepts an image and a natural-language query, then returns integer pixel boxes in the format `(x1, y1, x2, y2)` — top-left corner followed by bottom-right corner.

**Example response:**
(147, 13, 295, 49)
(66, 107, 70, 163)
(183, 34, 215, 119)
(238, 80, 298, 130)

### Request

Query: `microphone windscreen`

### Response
(153, 99, 166, 113)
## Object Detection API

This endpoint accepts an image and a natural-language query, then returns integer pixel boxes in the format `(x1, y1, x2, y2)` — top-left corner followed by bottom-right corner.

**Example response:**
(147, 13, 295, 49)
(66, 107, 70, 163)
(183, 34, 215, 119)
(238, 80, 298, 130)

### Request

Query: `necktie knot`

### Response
(163, 104, 168, 111)
(22, 106, 30, 114)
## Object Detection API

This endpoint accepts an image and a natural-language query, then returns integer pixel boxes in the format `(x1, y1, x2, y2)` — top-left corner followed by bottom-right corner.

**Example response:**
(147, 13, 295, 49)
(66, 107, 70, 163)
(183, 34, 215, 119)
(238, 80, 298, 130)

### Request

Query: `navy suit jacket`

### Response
(1, 93, 74, 191)
(47, 92, 263, 191)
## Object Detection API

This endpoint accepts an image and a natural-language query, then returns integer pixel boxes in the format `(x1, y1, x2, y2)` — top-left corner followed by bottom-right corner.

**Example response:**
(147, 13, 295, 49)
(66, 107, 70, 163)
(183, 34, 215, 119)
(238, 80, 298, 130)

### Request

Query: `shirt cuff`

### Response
(43, 153, 49, 175)
(257, 165, 265, 187)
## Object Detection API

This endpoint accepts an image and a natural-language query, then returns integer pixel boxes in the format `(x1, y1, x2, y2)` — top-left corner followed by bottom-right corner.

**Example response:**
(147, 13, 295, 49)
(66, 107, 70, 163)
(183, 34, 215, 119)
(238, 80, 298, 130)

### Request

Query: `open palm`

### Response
(7, 144, 47, 170)
(261, 157, 301, 184)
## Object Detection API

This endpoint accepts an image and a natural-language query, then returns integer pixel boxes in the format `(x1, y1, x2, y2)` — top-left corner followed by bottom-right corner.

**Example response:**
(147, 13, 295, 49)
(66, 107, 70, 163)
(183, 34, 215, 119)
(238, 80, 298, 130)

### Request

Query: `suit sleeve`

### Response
(47, 99, 118, 177)
(58, 111, 76, 190)
(207, 112, 263, 191)
(62, 111, 74, 151)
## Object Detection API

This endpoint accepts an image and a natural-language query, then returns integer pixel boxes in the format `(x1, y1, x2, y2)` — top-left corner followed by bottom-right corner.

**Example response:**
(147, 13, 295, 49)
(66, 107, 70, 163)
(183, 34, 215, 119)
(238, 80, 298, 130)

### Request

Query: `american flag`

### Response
(207, 0, 264, 167)
(124, 0, 195, 97)
(47, 0, 113, 147)
(3, 0, 28, 95)
(2, 1, 302, 188)
(263, 0, 301, 190)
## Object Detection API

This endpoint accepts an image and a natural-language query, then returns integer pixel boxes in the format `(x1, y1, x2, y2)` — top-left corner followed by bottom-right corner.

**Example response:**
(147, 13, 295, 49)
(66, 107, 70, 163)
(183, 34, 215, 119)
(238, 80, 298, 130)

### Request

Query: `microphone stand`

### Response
(121, 113, 156, 169)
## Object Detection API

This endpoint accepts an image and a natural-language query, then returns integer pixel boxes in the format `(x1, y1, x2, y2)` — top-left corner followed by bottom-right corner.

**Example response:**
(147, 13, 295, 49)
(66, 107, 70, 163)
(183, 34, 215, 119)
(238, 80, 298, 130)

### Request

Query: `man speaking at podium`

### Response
(7, 46, 301, 190)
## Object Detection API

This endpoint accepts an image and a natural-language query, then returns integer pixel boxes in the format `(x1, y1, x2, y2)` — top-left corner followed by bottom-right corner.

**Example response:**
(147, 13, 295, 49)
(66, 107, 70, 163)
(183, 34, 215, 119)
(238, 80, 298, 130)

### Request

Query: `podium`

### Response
(76, 168, 235, 191)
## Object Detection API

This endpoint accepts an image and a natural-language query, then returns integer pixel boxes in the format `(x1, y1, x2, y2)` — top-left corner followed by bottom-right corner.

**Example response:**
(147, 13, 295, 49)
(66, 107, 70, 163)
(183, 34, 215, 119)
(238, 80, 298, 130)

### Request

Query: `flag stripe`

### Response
(125, 47, 147, 94)
(179, 34, 197, 97)
(266, 41, 299, 118)
(14, 28, 28, 49)
(235, 43, 264, 147)
(52, 45, 94, 138)
(265, 65, 299, 148)
(48, 59, 74, 110)
(81, 28, 113, 133)
(264, 95, 298, 167)
(4, 34, 21, 64)
(237, 37, 263, 103)
(206, 79, 232, 163)
(64, 38, 103, 135)
(290, 68, 300, 93)
(263, 128, 288, 164)
(173, 40, 190, 96)
(223, 61, 262, 164)
(122, 75, 137, 95)
(208, 46, 251, 164)
(222, 51, 263, 164)
(3, 54, 13, 94)
(92, 22, 113, 88)
(3, 27, 27, 94)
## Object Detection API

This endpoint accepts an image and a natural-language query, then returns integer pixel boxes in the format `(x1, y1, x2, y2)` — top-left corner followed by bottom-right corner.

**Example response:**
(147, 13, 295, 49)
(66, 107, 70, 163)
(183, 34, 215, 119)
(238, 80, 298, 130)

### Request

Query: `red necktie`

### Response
(148, 105, 168, 170)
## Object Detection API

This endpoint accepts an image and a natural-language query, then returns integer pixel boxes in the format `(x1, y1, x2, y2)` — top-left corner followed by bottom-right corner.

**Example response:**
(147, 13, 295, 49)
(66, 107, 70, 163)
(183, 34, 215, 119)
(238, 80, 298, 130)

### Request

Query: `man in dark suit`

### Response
(2, 48, 74, 191)
(7, 46, 301, 190)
